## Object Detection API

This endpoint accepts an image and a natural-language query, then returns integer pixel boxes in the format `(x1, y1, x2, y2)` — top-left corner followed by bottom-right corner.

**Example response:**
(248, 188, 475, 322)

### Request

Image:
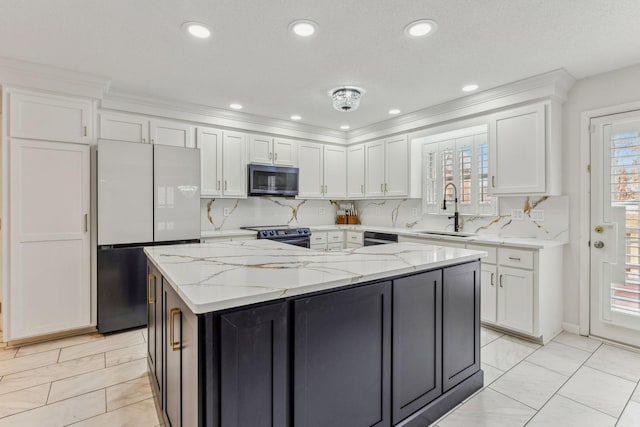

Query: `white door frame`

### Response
(579, 100, 640, 335)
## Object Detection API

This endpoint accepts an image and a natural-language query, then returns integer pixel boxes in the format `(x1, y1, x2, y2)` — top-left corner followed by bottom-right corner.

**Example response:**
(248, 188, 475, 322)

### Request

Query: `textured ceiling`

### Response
(1, 0, 639, 131)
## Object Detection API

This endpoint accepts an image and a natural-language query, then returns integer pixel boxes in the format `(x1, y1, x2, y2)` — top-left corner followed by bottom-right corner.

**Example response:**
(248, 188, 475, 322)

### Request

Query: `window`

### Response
(421, 125, 496, 216)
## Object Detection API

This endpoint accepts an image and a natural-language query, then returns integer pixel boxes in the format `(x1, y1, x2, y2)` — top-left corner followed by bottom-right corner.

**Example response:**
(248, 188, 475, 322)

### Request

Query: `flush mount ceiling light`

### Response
(388, 108, 401, 115)
(340, 125, 350, 130)
(229, 103, 243, 110)
(404, 19, 438, 38)
(289, 19, 317, 37)
(329, 87, 364, 112)
(182, 22, 211, 39)
(290, 114, 302, 121)
(462, 84, 479, 92)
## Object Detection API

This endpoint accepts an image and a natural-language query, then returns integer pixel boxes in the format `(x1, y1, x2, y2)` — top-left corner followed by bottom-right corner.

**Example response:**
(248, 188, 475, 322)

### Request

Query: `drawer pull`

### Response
(147, 274, 155, 304)
(169, 308, 181, 351)
(508, 256, 521, 261)
(499, 274, 503, 287)
(490, 273, 495, 287)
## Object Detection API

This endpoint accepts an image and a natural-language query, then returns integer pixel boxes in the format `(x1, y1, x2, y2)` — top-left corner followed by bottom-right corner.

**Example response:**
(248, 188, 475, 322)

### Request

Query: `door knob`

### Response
(593, 241, 605, 249)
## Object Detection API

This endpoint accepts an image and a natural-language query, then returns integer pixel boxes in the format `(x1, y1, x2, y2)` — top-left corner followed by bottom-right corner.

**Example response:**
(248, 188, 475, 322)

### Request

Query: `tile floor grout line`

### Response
(58, 338, 146, 364)
(45, 381, 52, 405)
(582, 361, 640, 384)
(613, 380, 640, 427)
(64, 396, 157, 427)
(0, 386, 107, 421)
(487, 386, 539, 412)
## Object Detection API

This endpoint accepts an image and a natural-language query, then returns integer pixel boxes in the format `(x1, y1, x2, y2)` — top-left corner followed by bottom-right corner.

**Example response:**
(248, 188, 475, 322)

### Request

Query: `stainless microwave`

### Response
(248, 164, 299, 197)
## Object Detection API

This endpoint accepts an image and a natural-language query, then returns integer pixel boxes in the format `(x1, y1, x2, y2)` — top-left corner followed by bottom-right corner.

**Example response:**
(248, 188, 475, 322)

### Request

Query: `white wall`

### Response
(562, 63, 640, 329)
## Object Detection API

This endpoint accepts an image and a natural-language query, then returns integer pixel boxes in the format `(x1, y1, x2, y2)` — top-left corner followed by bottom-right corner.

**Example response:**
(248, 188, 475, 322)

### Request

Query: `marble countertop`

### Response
(307, 225, 566, 249)
(145, 240, 486, 314)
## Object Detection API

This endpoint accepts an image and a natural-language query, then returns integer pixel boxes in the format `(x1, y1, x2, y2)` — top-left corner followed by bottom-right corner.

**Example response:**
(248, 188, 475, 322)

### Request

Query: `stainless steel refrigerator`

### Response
(97, 140, 200, 333)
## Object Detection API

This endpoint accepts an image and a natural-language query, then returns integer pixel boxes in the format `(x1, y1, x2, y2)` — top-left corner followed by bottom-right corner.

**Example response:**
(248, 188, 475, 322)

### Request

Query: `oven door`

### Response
(275, 237, 310, 248)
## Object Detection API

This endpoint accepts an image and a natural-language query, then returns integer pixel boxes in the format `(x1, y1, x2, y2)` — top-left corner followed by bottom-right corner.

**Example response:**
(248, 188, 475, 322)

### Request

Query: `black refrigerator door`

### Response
(97, 246, 148, 333)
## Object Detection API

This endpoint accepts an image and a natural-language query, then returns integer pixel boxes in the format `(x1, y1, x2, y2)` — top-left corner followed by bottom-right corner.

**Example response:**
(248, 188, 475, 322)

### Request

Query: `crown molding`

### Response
(101, 91, 348, 145)
(0, 57, 111, 99)
(346, 69, 576, 144)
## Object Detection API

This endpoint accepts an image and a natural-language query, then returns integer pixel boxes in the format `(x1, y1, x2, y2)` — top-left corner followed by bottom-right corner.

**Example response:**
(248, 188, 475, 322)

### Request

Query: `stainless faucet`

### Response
(442, 182, 461, 232)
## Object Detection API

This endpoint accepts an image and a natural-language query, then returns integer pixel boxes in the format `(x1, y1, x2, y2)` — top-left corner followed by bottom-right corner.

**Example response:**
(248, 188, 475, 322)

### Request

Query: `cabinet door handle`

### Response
(147, 274, 155, 304)
(320, 185, 324, 193)
(324, 185, 328, 193)
(224, 181, 228, 191)
(83, 214, 88, 232)
(217, 180, 221, 190)
(499, 274, 503, 287)
(83, 126, 87, 137)
(490, 273, 495, 286)
(142, 138, 146, 143)
(380, 183, 383, 192)
(361, 184, 364, 194)
(385, 183, 388, 192)
(274, 152, 278, 161)
(268, 152, 272, 160)
(169, 307, 181, 351)
(492, 176, 495, 188)
(508, 256, 521, 261)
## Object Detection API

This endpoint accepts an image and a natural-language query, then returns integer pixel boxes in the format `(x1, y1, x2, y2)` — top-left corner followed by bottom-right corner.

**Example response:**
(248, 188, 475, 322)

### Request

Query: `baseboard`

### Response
(5, 326, 98, 348)
(562, 322, 581, 335)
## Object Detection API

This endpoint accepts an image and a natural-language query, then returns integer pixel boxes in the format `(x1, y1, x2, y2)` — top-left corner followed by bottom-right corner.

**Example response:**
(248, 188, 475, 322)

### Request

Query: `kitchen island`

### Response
(145, 240, 486, 427)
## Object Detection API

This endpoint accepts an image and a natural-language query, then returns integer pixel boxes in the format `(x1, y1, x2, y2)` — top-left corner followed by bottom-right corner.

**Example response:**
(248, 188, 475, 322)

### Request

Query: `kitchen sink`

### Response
(416, 231, 477, 238)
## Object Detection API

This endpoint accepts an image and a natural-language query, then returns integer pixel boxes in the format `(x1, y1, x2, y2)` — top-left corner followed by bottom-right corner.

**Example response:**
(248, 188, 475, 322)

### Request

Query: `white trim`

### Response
(101, 92, 348, 145)
(0, 57, 110, 99)
(347, 69, 575, 144)
(561, 322, 581, 335)
(579, 99, 640, 337)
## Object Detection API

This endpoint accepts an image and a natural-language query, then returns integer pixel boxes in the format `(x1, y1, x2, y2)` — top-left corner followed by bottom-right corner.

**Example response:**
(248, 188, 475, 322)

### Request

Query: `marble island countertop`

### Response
(145, 240, 486, 314)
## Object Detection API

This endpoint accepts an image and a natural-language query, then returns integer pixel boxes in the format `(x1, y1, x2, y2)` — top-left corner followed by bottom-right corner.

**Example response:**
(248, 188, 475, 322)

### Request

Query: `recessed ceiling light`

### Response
(289, 20, 317, 37)
(340, 125, 350, 130)
(462, 84, 479, 92)
(290, 115, 302, 121)
(229, 103, 243, 110)
(388, 108, 401, 115)
(404, 19, 438, 38)
(182, 22, 211, 39)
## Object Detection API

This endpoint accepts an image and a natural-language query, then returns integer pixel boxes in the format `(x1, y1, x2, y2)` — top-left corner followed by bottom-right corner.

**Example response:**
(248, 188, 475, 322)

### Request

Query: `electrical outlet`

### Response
(511, 209, 524, 221)
(319, 207, 325, 215)
(530, 210, 544, 221)
(412, 208, 418, 217)
(223, 207, 230, 217)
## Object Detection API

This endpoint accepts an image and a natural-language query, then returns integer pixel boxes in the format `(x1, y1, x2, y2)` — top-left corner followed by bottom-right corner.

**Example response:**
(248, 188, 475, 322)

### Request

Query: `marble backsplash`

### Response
(201, 195, 569, 242)
(354, 196, 569, 241)
(200, 197, 337, 231)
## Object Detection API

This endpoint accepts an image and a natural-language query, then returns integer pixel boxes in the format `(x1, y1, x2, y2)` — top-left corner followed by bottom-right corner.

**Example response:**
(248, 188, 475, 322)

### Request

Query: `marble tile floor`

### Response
(436, 328, 640, 426)
(0, 326, 637, 426)
(0, 328, 162, 426)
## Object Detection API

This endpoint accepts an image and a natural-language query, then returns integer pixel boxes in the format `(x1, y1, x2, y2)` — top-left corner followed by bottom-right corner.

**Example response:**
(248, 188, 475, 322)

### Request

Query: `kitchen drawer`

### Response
(498, 247, 534, 269)
(466, 244, 497, 264)
(327, 242, 343, 251)
(347, 231, 363, 245)
(328, 231, 344, 243)
(311, 233, 328, 245)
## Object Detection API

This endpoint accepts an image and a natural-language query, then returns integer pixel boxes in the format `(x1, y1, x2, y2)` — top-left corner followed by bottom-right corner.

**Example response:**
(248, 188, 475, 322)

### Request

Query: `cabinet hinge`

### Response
(586, 164, 591, 173)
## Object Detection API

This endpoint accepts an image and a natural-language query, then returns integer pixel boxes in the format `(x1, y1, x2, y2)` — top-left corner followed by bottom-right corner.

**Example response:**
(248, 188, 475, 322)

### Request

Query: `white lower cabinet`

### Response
(346, 231, 363, 248)
(467, 243, 562, 343)
(310, 232, 328, 251)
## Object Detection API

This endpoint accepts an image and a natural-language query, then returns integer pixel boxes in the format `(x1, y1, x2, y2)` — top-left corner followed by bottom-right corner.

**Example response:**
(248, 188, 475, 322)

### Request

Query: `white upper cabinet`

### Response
(9, 90, 93, 143)
(347, 144, 365, 198)
(248, 135, 297, 166)
(99, 113, 148, 143)
(384, 135, 409, 197)
(149, 119, 194, 147)
(197, 127, 246, 198)
(365, 140, 385, 197)
(298, 142, 346, 199)
(365, 136, 409, 198)
(197, 127, 223, 197)
(489, 103, 548, 195)
(221, 131, 247, 197)
(99, 112, 194, 147)
(298, 142, 324, 198)
(323, 145, 347, 198)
